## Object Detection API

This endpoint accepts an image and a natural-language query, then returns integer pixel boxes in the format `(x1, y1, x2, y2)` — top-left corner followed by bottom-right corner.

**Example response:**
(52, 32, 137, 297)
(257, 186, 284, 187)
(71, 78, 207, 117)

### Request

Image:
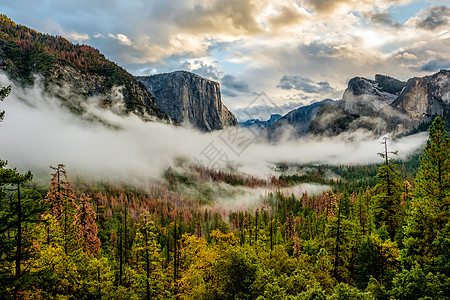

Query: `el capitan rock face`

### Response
(137, 71, 237, 132)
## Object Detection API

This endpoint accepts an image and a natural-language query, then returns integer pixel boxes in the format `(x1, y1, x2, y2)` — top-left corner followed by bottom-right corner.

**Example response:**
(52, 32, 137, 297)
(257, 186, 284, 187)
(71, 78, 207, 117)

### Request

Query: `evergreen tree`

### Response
(44, 164, 80, 254)
(373, 138, 402, 240)
(0, 162, 39, 298)
(403, 117, 450, 274)
(0, 84, 11, 123)
(131, 214, 165, 299)
(76, 193, 101, 256)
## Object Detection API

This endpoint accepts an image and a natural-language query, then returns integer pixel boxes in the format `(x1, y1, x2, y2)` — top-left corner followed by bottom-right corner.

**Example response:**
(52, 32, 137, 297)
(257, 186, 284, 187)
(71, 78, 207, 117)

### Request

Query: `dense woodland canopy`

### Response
(1, 81, 450, 299)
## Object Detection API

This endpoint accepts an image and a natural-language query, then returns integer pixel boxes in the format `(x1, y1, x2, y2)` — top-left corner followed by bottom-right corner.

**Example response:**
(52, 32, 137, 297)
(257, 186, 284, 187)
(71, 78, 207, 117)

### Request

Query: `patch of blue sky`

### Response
(213, 48, 248, 75)
(387, 1, 430, 23)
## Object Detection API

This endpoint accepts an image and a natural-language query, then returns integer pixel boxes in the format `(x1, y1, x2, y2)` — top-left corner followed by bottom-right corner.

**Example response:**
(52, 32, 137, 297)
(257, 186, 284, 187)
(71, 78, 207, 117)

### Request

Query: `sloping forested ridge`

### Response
(1, 84, 450, 299)
(0, 15, 127, 85)
(0, 15, 169, 121)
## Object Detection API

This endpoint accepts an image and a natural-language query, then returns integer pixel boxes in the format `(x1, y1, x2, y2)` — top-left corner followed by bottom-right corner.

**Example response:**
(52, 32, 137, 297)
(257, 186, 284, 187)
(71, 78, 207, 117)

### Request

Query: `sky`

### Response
(1, 0, 449, 120)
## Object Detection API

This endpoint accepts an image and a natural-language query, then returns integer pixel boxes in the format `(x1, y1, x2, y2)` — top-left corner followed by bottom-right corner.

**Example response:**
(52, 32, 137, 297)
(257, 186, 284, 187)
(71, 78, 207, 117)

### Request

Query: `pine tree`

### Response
(403, 117, 450, 274)
(131, 214, 163, 299)
(44, 164, 79, 254)
(415, 117, 450, 201)
(0, 162, 39, 298)
(76, 193, 101, 256)
(0, 84, 11, 123)
(372, 138, 402, 240)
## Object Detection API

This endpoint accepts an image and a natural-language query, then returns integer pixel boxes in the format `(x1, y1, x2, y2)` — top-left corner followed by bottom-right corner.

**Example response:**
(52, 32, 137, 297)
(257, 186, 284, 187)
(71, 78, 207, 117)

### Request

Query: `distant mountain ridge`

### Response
(267, 100, 335, 141)
(137, 71, 237, 132)
(239, 114, 282, 129)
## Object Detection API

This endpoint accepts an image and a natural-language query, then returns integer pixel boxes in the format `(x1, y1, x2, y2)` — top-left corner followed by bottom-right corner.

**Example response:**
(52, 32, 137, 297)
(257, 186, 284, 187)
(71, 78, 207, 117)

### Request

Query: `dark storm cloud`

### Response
(369, 12, 402, 28)
(221, 74, 254, 97)
(277, 75, 334, 94)
(415, 5, 450, 30)
(420, 59, 450, 72)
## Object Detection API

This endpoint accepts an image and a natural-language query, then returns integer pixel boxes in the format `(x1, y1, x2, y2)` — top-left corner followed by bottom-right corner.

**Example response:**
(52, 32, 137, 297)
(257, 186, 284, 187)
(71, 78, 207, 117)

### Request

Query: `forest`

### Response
(1, 83, 450, 300)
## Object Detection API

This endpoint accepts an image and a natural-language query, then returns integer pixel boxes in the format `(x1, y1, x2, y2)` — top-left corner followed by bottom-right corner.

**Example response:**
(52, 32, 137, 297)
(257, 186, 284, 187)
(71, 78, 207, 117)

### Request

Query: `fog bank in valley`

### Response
(0, 73, 427, 185)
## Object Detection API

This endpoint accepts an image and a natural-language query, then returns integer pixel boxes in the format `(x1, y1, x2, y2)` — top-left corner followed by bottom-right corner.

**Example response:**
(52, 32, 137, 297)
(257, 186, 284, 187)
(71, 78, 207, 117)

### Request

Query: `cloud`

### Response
(277, 75, 335, 94)
(367, 12, 402, 27)
(410, 5, 450, 30)
(395, 52, 418, 60)
(65, 32, 90, 43)
(419, 59, 450, 72)
(267, 5, 309, 29)
(108, 33, 133, 46)
(179, 59, 222, 81)
(233, 101, 305, 121)
(174, 0, 263, 36)
(0, 73, 427, 184)
(221, 74, 254, 97)
(301, 0, 410, 15)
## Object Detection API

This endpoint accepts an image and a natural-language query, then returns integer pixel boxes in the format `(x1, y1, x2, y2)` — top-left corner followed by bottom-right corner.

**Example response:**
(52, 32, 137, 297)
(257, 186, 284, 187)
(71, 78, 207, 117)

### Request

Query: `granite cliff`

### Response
(393, 69, 450, 120)
(137, 71, 237, 132)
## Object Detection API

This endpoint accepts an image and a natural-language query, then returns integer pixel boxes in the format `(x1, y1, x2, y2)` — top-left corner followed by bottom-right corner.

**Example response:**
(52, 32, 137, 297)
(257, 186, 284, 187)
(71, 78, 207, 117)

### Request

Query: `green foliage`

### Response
(214, 248, 259, 300)
(372, 141, 402, 240)
(403, 117, 450, 273)
(0, 84, 11, 123)
(390, 265, 450, 300)
(0, 108, 449, 298)
(328, 282, 374, 300)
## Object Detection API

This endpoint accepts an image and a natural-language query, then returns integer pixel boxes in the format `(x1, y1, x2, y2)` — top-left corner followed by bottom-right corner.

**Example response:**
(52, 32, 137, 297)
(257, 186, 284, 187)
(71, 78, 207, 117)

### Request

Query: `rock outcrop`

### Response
(393, 69, 450, 121)
(342, 75, 405, 115)
(43, 63, 169, 122)
(137, 71, 237, 132)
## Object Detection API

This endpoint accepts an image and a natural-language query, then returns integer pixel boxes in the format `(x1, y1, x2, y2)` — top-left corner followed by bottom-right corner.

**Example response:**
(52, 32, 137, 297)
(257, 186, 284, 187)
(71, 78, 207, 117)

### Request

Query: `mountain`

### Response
(136, 71, 237, 132)
(0, 15, 169, 122)
(341, 75, 405, 116)
(266, 99, 335, 141)
(393, 69, 450, 120)
(239, 114, 282, 129)
(292, 70, 449, 137)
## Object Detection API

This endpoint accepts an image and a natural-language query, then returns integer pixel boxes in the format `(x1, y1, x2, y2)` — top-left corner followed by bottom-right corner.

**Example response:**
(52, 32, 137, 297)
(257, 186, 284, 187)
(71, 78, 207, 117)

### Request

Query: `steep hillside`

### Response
(0, 15, 169, 121)
(137, 71, 237, 132)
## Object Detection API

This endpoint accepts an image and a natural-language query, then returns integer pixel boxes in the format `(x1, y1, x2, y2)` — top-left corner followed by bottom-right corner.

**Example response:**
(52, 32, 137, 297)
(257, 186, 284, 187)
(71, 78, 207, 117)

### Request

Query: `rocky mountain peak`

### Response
(394, 69, 450, 121)
(342, 76, 399, 115)
(374, 74, 406, 95)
